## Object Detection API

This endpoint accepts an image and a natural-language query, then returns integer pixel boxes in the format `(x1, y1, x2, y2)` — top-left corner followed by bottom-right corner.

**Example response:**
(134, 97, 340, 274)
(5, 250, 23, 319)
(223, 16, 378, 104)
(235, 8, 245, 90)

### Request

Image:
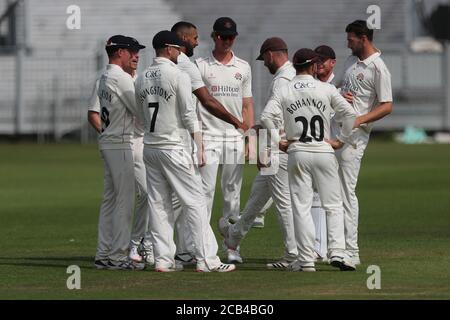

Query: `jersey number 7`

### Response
(148, 103, 159, 132)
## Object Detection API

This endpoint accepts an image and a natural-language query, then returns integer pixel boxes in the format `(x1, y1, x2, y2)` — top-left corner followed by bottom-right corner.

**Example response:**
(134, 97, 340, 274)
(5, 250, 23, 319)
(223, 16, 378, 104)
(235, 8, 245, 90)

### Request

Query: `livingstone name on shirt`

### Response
(138, 86, 173, 103)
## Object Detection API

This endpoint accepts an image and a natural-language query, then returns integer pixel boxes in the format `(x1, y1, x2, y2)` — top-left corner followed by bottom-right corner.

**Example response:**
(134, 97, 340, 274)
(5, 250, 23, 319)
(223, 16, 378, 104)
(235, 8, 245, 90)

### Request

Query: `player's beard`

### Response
(185, 43, 194, 57)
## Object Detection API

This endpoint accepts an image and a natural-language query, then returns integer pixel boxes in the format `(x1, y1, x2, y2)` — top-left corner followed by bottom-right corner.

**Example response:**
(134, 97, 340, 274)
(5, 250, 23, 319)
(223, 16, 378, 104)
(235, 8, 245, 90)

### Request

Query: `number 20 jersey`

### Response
(261, 74, 356, 153)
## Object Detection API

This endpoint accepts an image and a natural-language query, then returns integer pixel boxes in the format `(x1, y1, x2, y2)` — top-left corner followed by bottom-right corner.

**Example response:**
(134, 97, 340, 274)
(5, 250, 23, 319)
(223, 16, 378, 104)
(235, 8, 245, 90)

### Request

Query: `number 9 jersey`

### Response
(261, 74, 356, 153)
(135, 57, 199, 150)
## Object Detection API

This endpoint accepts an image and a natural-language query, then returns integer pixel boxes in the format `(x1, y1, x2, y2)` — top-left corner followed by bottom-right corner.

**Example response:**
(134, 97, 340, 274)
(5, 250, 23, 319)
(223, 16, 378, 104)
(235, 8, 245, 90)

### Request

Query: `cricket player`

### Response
(218, 37, 298, 269)
(169, 21, 249, 265)
(88, 51, 153, 267)
(334, 20, 393, 265)
(303, 44, 339, 261)
(91, 35, 146, 270)
(196, 17, 254, 263)
(260, 48, 357, 272)
(135, 30, 235, 272)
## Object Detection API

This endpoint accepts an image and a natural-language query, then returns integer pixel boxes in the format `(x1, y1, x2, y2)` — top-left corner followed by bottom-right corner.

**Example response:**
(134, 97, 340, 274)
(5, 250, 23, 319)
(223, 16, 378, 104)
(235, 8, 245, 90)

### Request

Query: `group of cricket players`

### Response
(87, 17, 392, 272)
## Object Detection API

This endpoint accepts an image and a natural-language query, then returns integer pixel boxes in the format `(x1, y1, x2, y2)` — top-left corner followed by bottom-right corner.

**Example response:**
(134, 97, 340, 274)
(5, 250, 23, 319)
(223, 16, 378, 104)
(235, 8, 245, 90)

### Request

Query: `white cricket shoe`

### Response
(266, 260, 290, 270)
(351, 253, 361, 266)
(108, 260, 145, 271)
(252, 214, 265, 229)
(138, 239, 155, 265)
(129, 246, 143, 263)
(175, 253, 197, 266)
(288, 260, 316, 272)
(227, 249, 243, 264)
(314, 251, 328, 263)
(329, 255, 356, 271)
(196, 263, 236, 273)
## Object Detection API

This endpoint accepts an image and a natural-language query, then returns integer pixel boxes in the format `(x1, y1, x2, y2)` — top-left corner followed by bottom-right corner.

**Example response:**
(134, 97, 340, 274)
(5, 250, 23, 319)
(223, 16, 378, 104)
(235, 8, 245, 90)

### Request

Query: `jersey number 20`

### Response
(295, 115, 324, 142)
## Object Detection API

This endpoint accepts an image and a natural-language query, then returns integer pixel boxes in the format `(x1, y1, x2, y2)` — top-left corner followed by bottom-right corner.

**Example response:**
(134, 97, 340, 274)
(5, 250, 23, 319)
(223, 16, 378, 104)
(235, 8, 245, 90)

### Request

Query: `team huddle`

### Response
(87, 17, 392, 272)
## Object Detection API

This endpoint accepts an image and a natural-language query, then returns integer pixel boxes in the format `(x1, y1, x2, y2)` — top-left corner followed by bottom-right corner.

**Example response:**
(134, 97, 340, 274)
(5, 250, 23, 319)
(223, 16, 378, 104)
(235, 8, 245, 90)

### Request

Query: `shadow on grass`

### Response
(0, 256, 95, 269)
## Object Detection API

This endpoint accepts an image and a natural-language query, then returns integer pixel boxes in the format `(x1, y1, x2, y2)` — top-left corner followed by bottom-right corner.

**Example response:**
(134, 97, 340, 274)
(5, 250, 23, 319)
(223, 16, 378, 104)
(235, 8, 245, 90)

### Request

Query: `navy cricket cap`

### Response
(213, 17, 238, 36)
(293, 48, 320, 67)
(314, 45, 336, 60)
(106, 35, 146, 50)
(152, 30, 184, 49)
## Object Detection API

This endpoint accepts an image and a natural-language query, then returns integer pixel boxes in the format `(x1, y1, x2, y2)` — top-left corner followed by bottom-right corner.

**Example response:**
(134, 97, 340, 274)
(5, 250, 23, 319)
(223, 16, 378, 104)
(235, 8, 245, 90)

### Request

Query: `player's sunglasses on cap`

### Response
(106, 35, 146, 50)
(293, 48, 320, 66)
(152, 30, 184, 49)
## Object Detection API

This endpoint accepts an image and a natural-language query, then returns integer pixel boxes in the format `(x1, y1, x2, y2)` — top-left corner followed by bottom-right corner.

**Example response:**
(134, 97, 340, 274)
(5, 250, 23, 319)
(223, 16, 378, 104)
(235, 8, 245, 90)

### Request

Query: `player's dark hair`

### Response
(171, 21, 197, 38)
(345, 20, 374, 41)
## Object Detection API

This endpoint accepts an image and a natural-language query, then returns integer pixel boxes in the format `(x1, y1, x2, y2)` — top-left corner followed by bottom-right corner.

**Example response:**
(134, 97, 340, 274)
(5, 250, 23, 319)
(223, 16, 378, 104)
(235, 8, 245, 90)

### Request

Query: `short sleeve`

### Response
(88, 79, 101, 113)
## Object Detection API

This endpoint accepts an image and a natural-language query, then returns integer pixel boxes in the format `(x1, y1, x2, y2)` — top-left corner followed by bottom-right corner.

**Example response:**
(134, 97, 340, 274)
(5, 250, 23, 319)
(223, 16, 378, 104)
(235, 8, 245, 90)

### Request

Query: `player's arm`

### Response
(87, 79, 101, 133)
(194, 87, 248, 132)
(329, 87, 357, 147)
(133, 77, 146, 126)
(354, 101, 392, 128)
(241, 66, 255, 129)
(178, 73, 204, 166)
(242, 97, 255, 129)
(355, 63, 393, 128)
(88, 111, 101, 133)
(260, 92, 283, 151)
(117, 74, 139, 117)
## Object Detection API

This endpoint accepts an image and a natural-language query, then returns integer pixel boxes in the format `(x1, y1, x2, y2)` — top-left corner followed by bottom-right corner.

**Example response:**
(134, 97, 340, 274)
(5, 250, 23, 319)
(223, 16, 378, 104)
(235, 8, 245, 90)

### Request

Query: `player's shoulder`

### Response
(234, 55, 251, 73)
(372, 55, 391, 75)
(234, 55, 250, 67)
(195, 56, 210, 66)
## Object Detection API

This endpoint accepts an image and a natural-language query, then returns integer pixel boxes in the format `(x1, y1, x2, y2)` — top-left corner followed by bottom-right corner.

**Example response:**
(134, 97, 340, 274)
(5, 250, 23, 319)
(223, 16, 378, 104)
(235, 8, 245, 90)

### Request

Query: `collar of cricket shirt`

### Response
(275, 60, 293, 78)
(358, 49, 381, 67)
(153, 57, 177, 67)
(210, 50, 237, 66)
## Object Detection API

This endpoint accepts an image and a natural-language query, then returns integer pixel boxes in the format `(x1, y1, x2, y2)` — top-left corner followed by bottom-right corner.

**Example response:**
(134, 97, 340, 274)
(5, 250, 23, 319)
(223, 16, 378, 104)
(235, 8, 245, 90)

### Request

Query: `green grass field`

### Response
(0, 141, 449, 299)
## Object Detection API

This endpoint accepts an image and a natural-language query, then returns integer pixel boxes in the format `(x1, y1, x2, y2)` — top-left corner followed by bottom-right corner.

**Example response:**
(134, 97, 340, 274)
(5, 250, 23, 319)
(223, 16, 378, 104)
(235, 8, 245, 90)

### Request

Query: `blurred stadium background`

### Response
(0, 0, 449, 142)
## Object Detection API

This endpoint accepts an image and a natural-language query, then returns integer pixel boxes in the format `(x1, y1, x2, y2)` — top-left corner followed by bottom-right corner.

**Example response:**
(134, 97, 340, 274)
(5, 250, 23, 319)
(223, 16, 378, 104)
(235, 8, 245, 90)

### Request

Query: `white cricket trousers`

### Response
(335, 132, 369, 256)
(143, 147, 221, 270)
(229, 153, 298, 260)
(288, 151, 347, 266)
(130, 137, 150, 247)
(96, 148, 135, 262)
(200, 138, 245, 221)
(312, 193, 327, 258)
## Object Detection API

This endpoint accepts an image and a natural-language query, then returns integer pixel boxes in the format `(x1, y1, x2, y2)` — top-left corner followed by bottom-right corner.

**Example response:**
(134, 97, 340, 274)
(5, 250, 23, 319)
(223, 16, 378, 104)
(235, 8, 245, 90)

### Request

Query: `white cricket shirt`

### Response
(96, 64, 139, 150)
(177, 52, 205, 92)
(195, 52, 252, 140)
(135, 57, 199, 149)
(337, 51, 392, 135)
(261, 74, 356, 153)
(88, 75, 144, 138)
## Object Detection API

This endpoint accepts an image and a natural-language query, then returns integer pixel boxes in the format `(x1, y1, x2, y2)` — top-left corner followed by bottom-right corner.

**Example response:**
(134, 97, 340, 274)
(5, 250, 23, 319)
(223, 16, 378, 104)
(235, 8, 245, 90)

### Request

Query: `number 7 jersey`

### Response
(134, 57, 199, 149)
(261, 74, 356, 153)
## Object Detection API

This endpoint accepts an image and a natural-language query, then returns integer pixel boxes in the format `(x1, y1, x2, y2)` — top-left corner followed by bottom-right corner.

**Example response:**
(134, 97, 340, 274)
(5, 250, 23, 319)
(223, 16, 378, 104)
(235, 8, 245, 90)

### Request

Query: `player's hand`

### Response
(325, 138, 344, 150)
(251, 124, 263, 135)
(257, 147, 270, 170)
(197, 143, 206, 167)
(342, 91, 354, 104)
(279, 140, 291, 153)
(236, 122, 249, 135)
(353, 116, 363, 129)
